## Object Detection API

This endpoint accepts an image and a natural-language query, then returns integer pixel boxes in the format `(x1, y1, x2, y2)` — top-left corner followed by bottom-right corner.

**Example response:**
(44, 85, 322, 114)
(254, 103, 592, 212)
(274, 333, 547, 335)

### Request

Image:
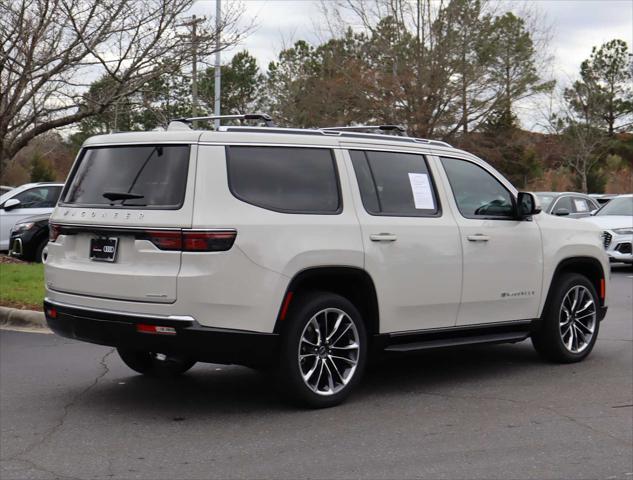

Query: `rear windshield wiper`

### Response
(102, 192, 145, 202)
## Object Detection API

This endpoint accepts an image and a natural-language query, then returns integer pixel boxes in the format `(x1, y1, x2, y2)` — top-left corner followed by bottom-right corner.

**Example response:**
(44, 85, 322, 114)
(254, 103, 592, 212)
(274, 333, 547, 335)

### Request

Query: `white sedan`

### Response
(582, 194, 633, 264)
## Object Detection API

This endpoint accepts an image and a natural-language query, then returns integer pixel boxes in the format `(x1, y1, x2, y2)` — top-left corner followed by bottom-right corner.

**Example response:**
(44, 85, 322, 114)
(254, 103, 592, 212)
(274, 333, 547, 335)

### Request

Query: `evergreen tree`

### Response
(30, 153, 55, 182)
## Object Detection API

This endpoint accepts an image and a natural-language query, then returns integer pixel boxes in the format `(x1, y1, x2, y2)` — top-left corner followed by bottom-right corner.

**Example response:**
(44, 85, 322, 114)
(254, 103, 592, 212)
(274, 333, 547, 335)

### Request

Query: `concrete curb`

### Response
(0, 306, 46, 330)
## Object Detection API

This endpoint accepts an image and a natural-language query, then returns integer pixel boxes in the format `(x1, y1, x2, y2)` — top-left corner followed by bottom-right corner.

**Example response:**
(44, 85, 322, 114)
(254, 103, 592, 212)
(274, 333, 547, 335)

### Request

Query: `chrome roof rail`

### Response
(168, 113, 276, 130)
(321, 125, 407, 136)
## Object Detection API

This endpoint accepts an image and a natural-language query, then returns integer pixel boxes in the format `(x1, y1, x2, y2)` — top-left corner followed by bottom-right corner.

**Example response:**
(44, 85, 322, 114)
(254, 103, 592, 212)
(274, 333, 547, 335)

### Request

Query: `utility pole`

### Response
(214, 0, 222, 130)
(180, 15, 205, 127)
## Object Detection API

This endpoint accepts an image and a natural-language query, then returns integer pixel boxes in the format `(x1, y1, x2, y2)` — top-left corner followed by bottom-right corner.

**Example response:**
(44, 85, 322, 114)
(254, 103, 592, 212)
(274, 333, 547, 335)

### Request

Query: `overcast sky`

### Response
(189, 0, 632, 128)
(194, 0, 632, 79)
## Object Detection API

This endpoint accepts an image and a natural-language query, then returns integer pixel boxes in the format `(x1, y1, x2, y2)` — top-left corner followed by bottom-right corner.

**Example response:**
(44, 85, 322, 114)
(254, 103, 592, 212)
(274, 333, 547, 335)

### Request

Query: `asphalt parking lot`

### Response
(1, 266, 631, 480)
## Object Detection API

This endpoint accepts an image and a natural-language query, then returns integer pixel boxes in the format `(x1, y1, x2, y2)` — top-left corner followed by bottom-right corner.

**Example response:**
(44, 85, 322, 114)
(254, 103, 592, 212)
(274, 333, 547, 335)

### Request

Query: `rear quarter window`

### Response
(62, 145, 190, 209)
(226, 146, 341, 214)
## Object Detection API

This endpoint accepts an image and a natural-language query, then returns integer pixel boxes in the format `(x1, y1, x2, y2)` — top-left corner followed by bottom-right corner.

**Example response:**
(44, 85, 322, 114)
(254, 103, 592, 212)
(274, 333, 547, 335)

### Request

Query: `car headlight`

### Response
(12, 222, 35, 233)
(613, 228, 633, 235)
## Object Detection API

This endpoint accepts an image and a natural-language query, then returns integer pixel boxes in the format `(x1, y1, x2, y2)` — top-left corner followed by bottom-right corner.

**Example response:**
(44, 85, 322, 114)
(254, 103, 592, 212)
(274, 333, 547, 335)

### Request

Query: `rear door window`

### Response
(226, 146, 341, 214)
(62, 145, 190, 209)
(350, 150, 439, 216)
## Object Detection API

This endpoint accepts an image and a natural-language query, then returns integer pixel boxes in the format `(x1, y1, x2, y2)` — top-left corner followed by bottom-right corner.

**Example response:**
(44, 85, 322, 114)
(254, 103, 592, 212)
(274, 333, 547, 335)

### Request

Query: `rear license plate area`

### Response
(90, 237, 119, 262)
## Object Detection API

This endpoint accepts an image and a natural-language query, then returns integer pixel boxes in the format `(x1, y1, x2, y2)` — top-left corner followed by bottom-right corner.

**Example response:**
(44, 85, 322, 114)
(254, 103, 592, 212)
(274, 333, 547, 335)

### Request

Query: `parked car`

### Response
(589, 193, 618, 205)
(44, 116, 609, 408)
(8, 213, 51, 262)
(535, 192, 600, 218)
(0, 185, 15, 195)
(0, 182, 63, 251)
(582, 194, 633, 265)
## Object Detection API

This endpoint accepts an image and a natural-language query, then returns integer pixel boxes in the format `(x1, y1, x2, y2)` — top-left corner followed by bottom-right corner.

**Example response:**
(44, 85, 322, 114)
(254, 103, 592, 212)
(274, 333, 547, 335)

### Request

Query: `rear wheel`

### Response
(531, 273, 600, 363)
(117, 348, 196, 377)
(34, 237, 48, 263)
(278, 292, 367, 408)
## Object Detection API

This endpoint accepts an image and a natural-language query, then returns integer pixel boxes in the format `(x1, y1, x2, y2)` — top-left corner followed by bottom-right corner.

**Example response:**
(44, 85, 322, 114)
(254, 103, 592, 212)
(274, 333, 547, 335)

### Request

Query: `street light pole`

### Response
(214, 0, 221, 130)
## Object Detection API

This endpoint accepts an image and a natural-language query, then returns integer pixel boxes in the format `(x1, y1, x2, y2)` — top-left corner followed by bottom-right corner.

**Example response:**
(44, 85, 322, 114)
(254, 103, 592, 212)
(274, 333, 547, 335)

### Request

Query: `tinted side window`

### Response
(226, 147, 340, 214)
(440, 157, 514, 218)
(552, 196, 573, 214)
(15, 186, 62, 208)
(350, 150, 439, 216)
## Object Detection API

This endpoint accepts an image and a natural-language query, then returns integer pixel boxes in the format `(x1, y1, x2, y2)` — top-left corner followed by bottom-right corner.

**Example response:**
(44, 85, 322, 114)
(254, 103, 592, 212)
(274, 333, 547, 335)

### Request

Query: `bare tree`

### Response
(0, 0, 247, 167)
(546, 87, 609, 193)
(314, 0, 553, 138)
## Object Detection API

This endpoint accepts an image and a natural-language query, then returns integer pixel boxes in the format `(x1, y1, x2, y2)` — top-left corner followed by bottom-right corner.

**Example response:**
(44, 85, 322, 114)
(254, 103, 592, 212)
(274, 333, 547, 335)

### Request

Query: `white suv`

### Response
(44, 117, 609, 407)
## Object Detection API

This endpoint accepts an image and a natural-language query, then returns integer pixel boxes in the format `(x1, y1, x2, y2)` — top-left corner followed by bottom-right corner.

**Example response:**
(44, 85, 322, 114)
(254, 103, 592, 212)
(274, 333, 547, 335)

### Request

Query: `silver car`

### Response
(535, 192, 600, 219)
(582, 194, 633, 264)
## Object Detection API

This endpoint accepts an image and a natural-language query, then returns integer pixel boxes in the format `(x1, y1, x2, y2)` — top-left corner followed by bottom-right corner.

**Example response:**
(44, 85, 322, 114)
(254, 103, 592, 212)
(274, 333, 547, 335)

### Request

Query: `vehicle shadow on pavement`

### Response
(85, 341, 546, 414)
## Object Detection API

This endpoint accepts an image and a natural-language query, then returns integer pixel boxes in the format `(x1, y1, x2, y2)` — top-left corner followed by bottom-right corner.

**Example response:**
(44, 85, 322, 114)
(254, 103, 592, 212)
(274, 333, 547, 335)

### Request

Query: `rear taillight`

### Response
(145, 230, 183, 250)
(49, 223, 61, 242)
(144, 230, 236, 252)
(182, 231, 237, 252)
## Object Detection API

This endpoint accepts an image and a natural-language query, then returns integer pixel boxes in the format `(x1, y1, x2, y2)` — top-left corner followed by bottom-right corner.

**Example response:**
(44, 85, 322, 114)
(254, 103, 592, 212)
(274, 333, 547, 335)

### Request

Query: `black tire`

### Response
(34, 237, 48, 263)
(278, 291, 367, 408)
(117, 348, 196, 377)
(531, 273, 600, 363)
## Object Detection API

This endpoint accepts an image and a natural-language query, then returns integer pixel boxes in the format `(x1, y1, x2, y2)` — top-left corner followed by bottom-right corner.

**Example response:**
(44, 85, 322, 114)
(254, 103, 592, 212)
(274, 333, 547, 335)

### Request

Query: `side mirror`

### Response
(2, 198, 21, 211)
(554, 208, 570, 216)
(516, 192, 541, 219)
(590, 209, 598, 216)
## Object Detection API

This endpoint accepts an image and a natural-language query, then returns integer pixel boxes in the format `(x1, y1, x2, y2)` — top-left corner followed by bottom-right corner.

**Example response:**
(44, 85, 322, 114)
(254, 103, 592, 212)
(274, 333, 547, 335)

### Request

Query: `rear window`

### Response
(226, 146, 341, 214)
(62, 145, 190, 209)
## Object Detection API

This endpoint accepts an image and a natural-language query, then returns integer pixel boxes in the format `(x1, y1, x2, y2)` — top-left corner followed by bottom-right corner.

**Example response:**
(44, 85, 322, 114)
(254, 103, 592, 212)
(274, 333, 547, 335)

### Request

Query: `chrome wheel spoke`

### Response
(301, 337, 318, 347)
(576, 300, 593, 315)
(576, 310, 596, 321)
(326, 312, 345, 342)
(302, 358, 320, 382)
(311, 317, 323, 345)
(331, 341, 359, 351)
(575, 319, 593, 335)
(329, 354, 356, 365)
(331, 323, 352, 346)
(322, 360, 335, 393)
(327, 357, 345, 384)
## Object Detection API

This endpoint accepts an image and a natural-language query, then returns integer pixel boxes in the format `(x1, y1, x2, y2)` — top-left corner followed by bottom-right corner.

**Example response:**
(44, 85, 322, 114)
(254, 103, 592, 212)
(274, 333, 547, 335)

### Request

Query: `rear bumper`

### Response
(43, 300, 279, 367)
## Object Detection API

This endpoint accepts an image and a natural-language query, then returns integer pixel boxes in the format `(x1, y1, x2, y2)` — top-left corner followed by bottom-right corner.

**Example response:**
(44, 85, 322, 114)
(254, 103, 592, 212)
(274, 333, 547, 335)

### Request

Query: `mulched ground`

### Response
(0, 254, 26, 264)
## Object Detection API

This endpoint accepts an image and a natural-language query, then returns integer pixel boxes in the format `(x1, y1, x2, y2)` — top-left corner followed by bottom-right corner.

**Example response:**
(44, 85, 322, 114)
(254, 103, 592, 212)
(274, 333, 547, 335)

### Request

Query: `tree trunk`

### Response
(581, 170, 588, 193)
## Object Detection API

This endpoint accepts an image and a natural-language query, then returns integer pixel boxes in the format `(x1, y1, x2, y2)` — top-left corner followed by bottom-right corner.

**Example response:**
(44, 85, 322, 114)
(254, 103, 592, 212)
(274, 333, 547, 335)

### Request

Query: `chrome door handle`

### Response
(467, 234, 490, 242)
(370, 233, 398, 242)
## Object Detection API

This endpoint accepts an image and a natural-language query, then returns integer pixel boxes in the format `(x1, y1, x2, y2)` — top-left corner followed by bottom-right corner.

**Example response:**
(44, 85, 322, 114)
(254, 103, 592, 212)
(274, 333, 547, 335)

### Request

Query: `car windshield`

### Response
(535, 194, 555, 210)
(596, 196, 633, 216)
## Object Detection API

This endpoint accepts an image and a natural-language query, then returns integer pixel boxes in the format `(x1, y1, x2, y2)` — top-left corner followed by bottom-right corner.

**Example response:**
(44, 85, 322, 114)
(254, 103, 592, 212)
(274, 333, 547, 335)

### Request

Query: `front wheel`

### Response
(278, 292, 367, 408)
(531, 273, 600, 363)
(117, 348, 196, 377)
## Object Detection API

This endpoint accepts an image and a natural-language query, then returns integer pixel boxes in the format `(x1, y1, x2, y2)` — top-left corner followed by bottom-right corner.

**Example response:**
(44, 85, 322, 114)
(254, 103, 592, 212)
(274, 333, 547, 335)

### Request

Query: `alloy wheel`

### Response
(559, 285, 597, 354)
(298, 308, 360, 396)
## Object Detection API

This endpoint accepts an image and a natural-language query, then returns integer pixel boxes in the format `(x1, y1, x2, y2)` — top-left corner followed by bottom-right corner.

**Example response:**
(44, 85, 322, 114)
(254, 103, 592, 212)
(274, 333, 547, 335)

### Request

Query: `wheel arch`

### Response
(273, 266, 380, 336)
(543, 256, 607, 318)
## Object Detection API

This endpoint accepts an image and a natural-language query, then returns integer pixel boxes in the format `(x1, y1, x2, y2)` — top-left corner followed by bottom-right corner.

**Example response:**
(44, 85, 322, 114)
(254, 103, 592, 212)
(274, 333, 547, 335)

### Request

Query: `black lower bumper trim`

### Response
(44, 301, 279, 367)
